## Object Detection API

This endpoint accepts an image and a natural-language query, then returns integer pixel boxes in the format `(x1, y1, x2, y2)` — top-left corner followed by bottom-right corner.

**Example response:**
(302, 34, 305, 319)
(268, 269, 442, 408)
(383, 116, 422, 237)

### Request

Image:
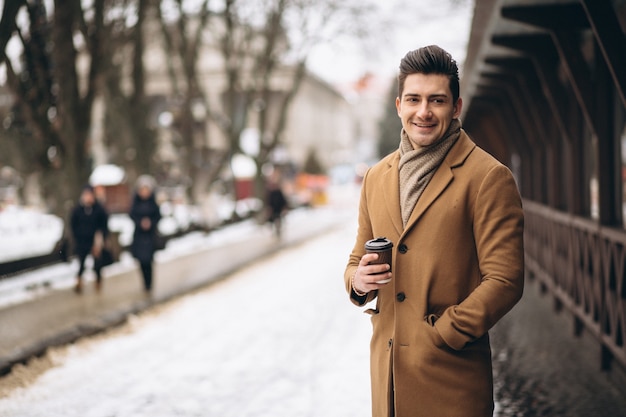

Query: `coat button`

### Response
(396, 292, 406, 302)
(398, 243, 408, 254)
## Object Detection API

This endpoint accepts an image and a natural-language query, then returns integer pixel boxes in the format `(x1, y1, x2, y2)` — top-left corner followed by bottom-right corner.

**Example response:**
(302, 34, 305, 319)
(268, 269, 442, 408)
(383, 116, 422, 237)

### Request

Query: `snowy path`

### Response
(0, 220, 372, 417)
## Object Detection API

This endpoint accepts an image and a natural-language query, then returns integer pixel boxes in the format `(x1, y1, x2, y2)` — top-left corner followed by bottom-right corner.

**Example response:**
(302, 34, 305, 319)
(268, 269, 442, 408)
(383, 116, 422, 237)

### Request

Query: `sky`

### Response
(306, 0, 474, 86)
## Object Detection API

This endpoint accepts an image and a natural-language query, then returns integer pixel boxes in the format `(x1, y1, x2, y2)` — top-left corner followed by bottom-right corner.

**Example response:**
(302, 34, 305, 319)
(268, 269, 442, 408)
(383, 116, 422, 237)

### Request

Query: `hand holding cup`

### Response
(365, 237, 393, 284)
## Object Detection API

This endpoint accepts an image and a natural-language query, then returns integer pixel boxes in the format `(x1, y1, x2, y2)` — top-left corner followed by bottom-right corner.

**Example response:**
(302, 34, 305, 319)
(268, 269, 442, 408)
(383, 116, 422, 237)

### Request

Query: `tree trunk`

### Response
(129, 0, 156, 177)
(48, 0, 89, 215)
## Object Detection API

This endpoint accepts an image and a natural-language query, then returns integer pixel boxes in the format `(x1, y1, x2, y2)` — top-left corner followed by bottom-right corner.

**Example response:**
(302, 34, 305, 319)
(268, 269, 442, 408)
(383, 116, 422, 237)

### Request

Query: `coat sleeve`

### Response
(150, 201, 161, 233)
(344, 168, 378, 306)
(435, 164, 524, 350)
(129, 200, 140, 225)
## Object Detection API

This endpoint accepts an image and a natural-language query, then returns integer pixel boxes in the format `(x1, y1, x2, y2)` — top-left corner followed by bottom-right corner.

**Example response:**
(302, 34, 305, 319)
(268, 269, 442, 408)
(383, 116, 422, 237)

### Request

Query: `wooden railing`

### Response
(523, 200, 626, 370)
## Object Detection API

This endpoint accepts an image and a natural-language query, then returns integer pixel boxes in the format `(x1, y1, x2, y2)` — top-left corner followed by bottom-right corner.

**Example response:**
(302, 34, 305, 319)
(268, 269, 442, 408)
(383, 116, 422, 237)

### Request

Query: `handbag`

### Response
(153, 233, 167, 250)
(94, 247, 114, 268)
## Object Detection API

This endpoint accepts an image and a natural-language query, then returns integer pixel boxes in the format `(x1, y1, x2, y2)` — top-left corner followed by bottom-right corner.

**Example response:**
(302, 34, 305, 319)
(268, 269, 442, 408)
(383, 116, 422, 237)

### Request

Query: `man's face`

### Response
(81, 190, 95, 206)
(396, 73, 462, 148)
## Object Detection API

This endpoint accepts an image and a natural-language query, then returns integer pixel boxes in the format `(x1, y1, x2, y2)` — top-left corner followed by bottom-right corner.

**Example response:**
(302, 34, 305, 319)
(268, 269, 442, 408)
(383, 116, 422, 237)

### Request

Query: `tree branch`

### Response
(0, 0, 26, 65)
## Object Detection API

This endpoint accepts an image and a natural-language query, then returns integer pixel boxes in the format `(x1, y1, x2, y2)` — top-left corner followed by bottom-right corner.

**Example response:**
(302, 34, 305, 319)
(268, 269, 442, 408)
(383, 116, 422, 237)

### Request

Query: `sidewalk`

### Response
(0, 187, 359, 376)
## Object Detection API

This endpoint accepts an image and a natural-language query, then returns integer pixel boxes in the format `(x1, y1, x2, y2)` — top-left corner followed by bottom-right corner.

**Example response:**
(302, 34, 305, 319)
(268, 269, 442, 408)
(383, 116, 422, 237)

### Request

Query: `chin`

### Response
(412, 137, 438, 147)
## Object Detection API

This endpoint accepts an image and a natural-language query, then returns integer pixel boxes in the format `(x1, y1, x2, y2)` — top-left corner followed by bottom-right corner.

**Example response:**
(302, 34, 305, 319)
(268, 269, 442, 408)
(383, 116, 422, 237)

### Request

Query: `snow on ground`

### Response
(0, 206, 64, 263)
(0, 206, 372, 417)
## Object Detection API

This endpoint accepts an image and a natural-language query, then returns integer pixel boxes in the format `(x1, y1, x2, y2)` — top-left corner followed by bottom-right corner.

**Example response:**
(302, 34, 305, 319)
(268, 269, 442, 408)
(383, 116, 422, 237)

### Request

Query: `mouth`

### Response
(413, 121, 437, 129)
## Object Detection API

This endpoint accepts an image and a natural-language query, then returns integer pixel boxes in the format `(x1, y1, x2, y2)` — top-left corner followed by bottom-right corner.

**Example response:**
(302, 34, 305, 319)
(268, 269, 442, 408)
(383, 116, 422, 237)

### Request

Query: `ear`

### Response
(395, 97, 401, 117)
(453, 97, 463, 119)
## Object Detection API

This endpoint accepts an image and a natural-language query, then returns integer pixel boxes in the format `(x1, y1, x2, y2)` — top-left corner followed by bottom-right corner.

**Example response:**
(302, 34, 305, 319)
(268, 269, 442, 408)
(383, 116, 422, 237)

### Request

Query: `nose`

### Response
(417, 102, 432, 119)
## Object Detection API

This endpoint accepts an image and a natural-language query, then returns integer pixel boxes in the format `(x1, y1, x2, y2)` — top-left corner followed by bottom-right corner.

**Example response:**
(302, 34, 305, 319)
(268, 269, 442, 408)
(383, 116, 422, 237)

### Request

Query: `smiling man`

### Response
(344, 45, 525, 417)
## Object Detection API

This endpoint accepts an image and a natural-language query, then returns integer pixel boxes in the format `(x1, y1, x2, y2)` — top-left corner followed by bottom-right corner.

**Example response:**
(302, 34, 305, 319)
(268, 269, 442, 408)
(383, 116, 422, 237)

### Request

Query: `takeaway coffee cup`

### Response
(365, 237, 393, 284)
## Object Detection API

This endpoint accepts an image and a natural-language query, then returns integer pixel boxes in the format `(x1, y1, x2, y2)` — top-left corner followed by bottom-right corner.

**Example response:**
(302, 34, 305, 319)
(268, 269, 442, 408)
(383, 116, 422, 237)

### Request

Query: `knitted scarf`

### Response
(398, 119, 461, 227)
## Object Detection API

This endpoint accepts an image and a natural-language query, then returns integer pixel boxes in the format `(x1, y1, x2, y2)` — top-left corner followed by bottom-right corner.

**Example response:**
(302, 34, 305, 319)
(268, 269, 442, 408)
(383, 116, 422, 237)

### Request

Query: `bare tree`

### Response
(150, 0, 378, 203)
(0, 0, 106, 215)
(0, 0, 161, 216)
(155, 0, 216, 199)
(0, 0, 382, 215)
(100, 0, 157, 180)
(211, 0, 378, 197)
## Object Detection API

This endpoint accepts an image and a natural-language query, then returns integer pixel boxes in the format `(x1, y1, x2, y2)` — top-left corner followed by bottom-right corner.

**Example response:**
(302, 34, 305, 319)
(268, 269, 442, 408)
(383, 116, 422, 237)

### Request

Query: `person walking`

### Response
(129, 175, 162, 293)
(265, 176, 288, 238)
(70, 185, 109, 293)
(344, 45, 524, 417)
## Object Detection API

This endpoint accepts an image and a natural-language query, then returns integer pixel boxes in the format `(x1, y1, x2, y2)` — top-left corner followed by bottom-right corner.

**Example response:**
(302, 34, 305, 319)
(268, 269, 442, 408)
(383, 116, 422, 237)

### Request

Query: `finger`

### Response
(359, 270, 392, 289)
(359, 253, 379, 266)
(368, 263, 391, 275)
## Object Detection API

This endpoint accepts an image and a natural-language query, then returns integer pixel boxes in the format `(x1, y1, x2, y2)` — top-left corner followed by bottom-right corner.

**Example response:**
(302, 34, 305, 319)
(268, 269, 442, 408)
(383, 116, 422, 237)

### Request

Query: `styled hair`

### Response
(398, 45, 460, 102)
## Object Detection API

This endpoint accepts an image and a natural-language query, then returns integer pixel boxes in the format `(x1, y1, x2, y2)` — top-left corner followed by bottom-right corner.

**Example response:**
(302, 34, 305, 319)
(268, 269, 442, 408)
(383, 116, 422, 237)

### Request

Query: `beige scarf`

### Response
(398, 119, 461, 227)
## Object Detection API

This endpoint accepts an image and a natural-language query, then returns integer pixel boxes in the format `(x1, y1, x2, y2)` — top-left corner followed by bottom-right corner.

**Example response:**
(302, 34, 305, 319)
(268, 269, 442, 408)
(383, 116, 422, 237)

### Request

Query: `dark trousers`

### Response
(77, 252, 102, 282)
(269, 212, 283, 237)
(140, 261, 153, 291)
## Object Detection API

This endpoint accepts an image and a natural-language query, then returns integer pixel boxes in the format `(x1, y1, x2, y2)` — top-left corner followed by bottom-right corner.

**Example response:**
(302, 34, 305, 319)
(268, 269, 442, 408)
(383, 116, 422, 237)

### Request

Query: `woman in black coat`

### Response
(129, 176, 161, 292)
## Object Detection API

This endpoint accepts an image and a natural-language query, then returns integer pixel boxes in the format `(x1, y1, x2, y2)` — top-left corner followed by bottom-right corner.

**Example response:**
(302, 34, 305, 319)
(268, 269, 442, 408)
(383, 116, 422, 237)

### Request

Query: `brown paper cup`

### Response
(365, 237, 393, 283)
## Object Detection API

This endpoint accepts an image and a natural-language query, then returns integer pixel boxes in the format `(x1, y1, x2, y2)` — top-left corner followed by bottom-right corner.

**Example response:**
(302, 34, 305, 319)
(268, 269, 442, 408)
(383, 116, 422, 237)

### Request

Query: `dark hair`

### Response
(398, 45, 460, 102)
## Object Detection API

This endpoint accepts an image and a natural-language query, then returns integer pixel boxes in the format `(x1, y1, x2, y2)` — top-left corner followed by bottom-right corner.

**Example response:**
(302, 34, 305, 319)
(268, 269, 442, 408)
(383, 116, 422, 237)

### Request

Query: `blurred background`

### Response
(0, 0, 471, 265)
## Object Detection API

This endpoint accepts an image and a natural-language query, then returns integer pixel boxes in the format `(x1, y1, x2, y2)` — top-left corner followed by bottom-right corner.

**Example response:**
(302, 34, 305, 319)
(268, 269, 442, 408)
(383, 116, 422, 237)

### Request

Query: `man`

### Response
(70, 184, 109, 293)
(266, 175, 288, 238)
(344, 45, 524, 417)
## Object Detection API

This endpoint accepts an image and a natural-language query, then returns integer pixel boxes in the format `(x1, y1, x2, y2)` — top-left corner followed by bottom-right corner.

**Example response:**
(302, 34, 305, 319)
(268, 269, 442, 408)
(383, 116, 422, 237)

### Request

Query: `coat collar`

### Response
(381, 130, 476, 237)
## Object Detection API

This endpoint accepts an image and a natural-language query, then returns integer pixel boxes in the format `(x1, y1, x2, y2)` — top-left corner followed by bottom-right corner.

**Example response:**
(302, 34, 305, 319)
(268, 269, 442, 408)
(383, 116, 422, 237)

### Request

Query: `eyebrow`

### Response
(404, 93, 449, 99)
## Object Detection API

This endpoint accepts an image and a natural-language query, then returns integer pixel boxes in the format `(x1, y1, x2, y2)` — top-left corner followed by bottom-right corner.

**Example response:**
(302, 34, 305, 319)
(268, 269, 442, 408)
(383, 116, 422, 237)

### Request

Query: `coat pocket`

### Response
(425, 313, 439, 326)
(423, 315, 447, 348)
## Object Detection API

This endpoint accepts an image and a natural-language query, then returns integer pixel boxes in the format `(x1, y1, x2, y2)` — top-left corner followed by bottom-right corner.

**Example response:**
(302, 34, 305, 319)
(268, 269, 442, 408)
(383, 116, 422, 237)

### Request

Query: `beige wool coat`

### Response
(344, 131, 524, 417)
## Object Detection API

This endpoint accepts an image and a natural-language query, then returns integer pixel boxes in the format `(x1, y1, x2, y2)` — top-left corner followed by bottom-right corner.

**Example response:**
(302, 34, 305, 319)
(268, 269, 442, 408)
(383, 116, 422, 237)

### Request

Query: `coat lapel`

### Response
(381, 152, 404, 237)
(402, 131, 476, 236)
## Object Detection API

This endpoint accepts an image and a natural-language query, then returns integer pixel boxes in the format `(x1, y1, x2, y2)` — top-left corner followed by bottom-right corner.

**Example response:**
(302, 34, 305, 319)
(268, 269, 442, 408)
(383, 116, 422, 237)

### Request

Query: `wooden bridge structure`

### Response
(462, 0, 626, 370)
